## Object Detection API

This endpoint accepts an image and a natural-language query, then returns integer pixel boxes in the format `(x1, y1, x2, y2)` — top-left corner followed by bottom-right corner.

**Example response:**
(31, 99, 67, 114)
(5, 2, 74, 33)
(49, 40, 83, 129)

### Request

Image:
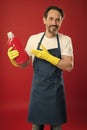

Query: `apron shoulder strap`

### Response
(37, 33, 45, 49)
(57, 34, 61, 58)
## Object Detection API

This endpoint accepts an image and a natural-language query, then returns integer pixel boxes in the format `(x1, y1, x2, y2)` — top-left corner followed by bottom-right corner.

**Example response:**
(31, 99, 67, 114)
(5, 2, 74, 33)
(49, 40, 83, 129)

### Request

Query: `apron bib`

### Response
(28, 33, 67, 125)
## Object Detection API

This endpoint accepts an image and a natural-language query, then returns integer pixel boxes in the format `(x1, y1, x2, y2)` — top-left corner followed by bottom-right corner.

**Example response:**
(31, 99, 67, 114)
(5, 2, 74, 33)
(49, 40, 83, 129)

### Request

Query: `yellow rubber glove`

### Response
(7, 47, 19, 67)
(31, 45, 60, 66)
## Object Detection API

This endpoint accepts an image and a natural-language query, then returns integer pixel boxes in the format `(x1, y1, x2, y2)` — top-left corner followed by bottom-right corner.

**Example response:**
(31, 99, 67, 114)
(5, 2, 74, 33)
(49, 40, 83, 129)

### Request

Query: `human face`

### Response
(43, 10, 63, 37)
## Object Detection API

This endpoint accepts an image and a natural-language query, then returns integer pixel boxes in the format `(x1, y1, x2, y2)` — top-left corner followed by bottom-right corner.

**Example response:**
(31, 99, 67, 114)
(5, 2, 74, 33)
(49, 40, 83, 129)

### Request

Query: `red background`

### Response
(0, 0, 87, 130)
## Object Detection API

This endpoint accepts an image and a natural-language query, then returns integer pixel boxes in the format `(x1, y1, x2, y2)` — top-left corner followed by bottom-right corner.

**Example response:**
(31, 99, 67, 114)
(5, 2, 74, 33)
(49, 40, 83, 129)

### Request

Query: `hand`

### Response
(7, 47, 19, 60)
(7, 47, 19, 67)
(31, 45, 60, 66)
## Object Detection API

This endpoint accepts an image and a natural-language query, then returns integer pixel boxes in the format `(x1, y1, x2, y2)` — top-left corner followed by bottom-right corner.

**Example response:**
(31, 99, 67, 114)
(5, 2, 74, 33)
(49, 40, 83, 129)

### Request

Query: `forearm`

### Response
(56, 56, 74, 72)
(18, 57, 32, 68)
(31, 45, 74, 71)
(11, 57, 32, 68)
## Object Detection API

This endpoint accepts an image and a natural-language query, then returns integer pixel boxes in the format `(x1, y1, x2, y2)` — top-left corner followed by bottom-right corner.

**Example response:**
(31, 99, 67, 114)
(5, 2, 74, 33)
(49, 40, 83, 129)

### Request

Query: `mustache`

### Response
(50, 25, 58, 28)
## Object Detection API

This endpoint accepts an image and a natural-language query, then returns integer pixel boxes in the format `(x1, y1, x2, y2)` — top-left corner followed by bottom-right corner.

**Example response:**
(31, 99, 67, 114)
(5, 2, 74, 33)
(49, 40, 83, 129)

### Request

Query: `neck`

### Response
(45, 31, 58, 38)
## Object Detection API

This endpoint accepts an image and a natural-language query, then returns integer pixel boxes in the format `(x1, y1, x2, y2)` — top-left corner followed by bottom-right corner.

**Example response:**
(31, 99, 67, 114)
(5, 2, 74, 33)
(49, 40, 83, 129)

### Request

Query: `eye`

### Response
(56, 18, 61, 22)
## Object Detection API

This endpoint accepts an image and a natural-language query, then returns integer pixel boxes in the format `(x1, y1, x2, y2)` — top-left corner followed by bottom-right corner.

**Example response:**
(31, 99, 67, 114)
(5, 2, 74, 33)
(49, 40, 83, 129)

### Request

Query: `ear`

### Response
(43, 17, 46, 24)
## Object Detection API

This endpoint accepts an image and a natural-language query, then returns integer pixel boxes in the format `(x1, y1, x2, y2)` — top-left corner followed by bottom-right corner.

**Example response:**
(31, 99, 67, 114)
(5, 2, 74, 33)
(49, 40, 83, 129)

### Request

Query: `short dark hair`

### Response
(44, 5, 64, 19)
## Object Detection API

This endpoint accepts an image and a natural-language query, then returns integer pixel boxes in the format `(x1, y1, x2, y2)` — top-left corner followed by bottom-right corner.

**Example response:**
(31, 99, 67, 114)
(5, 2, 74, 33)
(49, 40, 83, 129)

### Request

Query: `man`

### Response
(8, 5, 74, 130)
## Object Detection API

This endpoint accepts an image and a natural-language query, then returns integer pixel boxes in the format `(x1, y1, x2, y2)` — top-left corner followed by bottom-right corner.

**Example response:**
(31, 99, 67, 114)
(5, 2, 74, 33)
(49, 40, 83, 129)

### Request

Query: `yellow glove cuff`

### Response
(10, 59, 18, 67)
(47, 54, 60, 66)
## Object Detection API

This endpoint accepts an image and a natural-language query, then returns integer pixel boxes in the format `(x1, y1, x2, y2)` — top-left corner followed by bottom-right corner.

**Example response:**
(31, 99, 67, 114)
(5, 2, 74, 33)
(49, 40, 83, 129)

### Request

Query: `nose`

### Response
(52, 19, 57, 25)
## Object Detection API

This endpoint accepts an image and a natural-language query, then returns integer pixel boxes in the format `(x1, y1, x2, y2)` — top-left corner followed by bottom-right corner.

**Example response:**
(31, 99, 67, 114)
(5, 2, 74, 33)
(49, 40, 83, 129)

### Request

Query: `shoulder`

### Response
(29, 32, 44, 41)
(58, 33, 73, 56)
(58, 33, 72, 42)
(25, 32, 44, 51)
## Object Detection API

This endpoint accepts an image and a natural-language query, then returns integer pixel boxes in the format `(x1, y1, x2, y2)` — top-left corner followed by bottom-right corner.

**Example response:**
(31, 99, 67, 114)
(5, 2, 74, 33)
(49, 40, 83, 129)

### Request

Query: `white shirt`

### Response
(25, 32, 73, 61)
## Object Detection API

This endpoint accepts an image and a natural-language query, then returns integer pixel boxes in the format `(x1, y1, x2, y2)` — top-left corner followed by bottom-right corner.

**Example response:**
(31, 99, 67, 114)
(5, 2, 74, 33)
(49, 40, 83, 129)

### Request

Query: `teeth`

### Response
(51, 27, 56, 31)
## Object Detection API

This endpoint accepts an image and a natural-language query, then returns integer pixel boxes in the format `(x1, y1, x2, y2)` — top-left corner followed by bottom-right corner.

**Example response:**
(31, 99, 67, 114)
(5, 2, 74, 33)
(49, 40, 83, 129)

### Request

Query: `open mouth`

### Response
(50, 26, 58, 31)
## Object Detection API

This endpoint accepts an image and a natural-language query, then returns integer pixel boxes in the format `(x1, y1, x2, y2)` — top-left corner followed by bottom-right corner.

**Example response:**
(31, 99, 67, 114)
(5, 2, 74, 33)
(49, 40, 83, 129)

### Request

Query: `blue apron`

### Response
(28, 33, 67, 125)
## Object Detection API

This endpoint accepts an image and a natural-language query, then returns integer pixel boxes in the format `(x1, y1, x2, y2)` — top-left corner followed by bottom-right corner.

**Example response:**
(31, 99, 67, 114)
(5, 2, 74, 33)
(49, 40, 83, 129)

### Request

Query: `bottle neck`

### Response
(7, 32, 15, 39)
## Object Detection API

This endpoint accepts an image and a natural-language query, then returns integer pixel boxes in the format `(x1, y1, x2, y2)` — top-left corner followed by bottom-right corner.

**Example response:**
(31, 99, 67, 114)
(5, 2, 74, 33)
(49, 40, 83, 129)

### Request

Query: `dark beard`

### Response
(48, 25, 58, 35)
